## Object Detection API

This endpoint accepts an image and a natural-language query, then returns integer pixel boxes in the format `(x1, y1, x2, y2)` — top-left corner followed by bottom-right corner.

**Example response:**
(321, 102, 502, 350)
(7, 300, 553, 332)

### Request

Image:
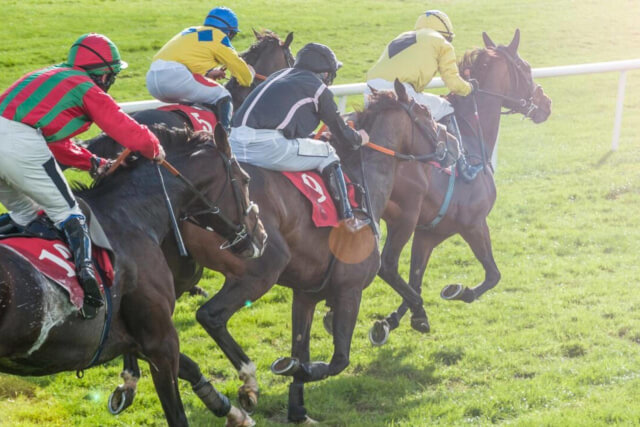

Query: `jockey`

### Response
(146, 6, 255, 133)
(230, 43, 370, 233)
(366, 10, 483, 181)
(0, 33, 164, 319)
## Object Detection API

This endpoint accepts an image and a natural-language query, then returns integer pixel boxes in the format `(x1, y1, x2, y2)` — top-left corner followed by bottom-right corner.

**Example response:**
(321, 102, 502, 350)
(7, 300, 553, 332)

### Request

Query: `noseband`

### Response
(179, 144, 258, 252)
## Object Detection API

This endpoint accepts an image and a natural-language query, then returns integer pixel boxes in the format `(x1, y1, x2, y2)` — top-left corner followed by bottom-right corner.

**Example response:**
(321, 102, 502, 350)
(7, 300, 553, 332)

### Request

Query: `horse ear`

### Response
(394, 79, 408, 103)
(482, 32, 496, 48)
(214, 124, 232, 158)
(283, 32, 294, 48)
(252, 28, 262, 40)
(508, 29, 521, 53)
(367, 84, 378, 96)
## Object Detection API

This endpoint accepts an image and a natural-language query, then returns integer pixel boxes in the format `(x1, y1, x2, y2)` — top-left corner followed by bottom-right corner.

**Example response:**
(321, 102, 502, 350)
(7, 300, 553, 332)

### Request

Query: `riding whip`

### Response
(156, 164, 188, 257)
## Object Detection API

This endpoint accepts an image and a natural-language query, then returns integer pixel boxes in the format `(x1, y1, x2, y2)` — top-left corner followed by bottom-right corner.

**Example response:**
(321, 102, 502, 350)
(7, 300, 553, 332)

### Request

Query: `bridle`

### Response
(178, 143, 259, 253)
(474, 46, 541, 119)
(363, 99, 457, 167)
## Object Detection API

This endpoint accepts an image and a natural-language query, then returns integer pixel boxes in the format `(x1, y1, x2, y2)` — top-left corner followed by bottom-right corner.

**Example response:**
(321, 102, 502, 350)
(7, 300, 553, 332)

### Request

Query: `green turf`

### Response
(1, 0, 640, 425)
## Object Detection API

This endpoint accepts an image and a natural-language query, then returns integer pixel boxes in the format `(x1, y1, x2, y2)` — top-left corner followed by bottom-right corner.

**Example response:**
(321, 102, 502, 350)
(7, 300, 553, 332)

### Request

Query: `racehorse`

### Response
(93, 79, 458, 422)
(368, 29, 553, 345)
(0, 124, 265, 427)
(182, 80, 458, 423)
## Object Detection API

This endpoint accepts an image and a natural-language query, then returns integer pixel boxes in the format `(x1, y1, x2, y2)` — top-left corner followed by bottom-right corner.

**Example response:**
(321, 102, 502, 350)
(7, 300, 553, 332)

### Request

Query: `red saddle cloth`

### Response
(0, 238, 114, 309)
(282, 171, 358, 228)
(157, 104, 218, 132)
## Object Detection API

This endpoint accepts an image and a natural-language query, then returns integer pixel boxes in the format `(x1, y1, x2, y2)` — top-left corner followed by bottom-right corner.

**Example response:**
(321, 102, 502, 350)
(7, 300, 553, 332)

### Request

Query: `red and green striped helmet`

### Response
(67, 33, 128, 75)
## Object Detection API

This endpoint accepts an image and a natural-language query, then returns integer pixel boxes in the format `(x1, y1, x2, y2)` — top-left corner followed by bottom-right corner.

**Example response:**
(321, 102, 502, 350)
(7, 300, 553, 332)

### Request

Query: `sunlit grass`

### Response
(1, 0, 640, 425)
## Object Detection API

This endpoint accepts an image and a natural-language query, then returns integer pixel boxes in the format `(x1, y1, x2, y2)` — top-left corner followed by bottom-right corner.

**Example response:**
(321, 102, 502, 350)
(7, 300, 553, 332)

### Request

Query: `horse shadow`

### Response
(221, 345, 443, 426)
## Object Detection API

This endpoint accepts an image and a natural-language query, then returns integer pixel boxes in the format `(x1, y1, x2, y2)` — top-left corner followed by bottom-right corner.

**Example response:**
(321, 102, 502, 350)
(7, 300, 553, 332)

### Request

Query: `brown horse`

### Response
(368, 29, 553, 345)
(169, 80, 458, 423)
(0, 125, 265, 426)
(227, 29, 295, 109)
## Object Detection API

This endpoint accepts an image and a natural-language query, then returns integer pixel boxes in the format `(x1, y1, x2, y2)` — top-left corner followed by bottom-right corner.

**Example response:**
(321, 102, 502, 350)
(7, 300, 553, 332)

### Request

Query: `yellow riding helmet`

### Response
(415, 10, 455, 42)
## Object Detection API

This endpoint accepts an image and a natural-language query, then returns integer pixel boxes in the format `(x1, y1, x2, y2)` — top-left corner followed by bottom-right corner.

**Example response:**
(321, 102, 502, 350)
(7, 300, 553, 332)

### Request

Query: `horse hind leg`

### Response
(443, 220, 500, 303)
(108, 354, 140, 415)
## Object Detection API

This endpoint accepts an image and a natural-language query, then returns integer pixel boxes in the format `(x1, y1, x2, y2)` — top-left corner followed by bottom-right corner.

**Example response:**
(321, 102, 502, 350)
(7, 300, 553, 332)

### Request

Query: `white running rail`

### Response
(120, 59, 640, 151)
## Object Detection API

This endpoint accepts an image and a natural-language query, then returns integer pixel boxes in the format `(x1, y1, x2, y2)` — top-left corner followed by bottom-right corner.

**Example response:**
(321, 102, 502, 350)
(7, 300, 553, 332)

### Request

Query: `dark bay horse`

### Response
(369, 29, 553, 345)
(0, 125, 264, 426)
(174, 80, 458, 423)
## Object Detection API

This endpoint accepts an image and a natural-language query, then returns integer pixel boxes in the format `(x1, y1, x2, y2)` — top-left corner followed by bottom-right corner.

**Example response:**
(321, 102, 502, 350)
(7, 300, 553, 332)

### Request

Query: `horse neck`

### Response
(80, 168, 190, 246)
(341, 117, 405, 224)
(456, 91, 503, 159)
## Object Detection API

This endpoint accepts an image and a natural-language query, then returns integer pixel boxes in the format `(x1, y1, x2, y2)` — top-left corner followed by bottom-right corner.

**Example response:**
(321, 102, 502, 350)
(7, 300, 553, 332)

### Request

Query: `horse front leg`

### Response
(442, 219, 500, 303)
(196, 275, 277, 413)
(270, 290, 319, 423)
(179, 353, 254, 427)
(377, 220, 429, 333)
(372, 231, 446, 345)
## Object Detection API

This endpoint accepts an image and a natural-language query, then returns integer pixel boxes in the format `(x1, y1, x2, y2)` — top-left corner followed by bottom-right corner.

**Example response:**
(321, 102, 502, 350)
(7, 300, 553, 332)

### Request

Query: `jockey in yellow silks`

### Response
(366, 10, 483, 181)
(146, 7, 254, 133)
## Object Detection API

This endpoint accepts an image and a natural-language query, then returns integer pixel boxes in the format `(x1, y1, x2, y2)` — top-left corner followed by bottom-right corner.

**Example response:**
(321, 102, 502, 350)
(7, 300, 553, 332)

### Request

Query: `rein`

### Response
(106, 148, 254, 252)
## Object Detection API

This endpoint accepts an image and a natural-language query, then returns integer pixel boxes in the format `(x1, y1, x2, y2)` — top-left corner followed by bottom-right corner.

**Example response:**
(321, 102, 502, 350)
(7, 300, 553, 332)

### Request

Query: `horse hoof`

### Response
(441, 284, 475, 303)
(271, 357, 300, 376)
(369, 319, 390, 346)
(237, 384, 259, 413)
(298, 415, 319, 425)
(226, 406, 256, 427)
(410, 316, 430, 333)
(323, 311, 333, 336)
(108, 384, 136, 415)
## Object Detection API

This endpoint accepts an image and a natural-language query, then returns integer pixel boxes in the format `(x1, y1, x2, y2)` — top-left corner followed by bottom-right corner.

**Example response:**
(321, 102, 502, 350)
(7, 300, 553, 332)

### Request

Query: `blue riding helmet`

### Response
(204, 7, 240, 38)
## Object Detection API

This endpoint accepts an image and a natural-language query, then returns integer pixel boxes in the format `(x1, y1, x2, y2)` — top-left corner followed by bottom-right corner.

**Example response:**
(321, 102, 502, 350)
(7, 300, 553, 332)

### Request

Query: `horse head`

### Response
(226, 30, 295, 108)
(178, 124, 267, 259)
(463, 29, 552, 123)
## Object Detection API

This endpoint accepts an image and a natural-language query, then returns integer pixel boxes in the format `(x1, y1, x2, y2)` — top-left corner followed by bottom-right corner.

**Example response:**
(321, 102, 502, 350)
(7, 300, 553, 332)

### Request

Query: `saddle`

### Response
(157, 104, 218, 132)
(0, 201, 114, 309)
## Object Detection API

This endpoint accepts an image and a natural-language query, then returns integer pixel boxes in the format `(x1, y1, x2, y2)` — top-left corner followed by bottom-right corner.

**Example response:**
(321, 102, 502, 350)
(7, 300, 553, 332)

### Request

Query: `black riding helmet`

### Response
(293, 43, 342, 85)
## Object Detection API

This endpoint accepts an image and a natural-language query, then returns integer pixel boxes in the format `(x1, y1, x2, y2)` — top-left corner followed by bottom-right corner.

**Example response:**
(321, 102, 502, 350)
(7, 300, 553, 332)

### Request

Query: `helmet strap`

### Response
(72, 42, 117, 75)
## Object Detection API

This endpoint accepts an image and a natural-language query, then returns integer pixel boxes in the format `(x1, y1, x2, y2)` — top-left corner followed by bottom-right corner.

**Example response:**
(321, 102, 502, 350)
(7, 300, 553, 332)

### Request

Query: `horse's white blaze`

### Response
(27, 278, 75, 356)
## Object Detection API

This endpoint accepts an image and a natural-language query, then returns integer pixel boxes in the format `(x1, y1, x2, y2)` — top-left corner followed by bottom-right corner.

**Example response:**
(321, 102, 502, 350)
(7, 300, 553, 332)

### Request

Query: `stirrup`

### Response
(342, 216, 370, 233)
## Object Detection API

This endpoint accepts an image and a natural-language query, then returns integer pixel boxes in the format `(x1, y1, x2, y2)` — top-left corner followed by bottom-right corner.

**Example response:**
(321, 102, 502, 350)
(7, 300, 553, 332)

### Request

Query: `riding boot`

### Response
(0, 213, 22, 235)
(61, 216, 103, 319)
(457, 155, 484, 182)
(215, 96, 233, 135)
(322, 162, 369, 233)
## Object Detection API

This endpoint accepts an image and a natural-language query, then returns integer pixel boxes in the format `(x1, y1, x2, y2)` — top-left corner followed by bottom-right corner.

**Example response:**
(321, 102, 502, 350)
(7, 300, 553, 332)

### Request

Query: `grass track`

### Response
(1, 0, 640, 425)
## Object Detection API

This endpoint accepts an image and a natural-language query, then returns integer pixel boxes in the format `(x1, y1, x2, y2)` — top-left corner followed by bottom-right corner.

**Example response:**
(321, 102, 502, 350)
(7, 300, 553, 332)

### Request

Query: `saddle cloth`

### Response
(157, 104, 218, 132)
(0, 237, 114, 309)
(282, 171, 358, 228)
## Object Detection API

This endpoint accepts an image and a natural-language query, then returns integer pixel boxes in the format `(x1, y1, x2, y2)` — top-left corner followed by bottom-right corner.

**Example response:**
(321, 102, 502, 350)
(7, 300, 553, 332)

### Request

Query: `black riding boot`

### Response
(457, 155, 484, 182)
(322, 162, 369, 233)
(0, 213, 21, 235)
(215, 96, 233, 135)
(62, 216, 103, 319)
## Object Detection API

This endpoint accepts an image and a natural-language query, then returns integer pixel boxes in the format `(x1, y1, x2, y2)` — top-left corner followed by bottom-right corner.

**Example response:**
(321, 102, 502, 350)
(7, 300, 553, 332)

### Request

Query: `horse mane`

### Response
(355, 90, 403, 130)
(458, 47, 499, 81)
(73, 124, 214, 194)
